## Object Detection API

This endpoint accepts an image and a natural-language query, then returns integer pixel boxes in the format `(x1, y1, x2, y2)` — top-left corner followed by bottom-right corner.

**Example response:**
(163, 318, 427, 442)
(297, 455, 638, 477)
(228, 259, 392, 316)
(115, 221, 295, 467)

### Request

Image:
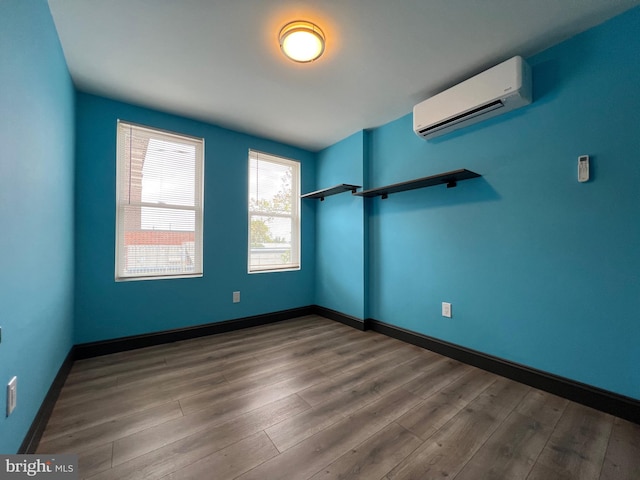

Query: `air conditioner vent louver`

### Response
(418, 100, 504, 136)
(414, 56, 532, 140)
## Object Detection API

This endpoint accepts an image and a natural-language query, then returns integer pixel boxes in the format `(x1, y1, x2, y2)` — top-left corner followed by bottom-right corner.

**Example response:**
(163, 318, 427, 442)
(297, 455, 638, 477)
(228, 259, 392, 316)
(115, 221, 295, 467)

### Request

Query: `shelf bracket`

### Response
(446, 180, 457, 188)
(381, 193, 388, 200)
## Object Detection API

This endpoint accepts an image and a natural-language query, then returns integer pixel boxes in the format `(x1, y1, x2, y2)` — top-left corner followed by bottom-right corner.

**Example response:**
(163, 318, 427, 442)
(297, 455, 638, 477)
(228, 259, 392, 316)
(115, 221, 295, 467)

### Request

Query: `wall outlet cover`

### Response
(442, 302, 452, 318)
(7, 376, 17, 417)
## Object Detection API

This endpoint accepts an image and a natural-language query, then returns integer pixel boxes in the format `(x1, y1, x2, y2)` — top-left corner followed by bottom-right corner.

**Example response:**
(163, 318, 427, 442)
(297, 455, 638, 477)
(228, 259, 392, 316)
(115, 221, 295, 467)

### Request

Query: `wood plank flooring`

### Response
(37, 315, 640, 479)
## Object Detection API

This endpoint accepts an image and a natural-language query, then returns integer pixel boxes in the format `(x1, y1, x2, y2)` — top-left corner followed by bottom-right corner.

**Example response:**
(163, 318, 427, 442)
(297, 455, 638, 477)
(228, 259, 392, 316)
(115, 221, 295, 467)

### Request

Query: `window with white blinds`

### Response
(116, 121, 204, 281)
(248, 150, 300, 273)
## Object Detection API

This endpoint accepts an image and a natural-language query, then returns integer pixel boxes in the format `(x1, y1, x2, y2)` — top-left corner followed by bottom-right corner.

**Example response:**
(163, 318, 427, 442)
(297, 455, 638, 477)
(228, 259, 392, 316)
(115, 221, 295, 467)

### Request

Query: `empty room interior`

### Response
(1, 0, 639, 479)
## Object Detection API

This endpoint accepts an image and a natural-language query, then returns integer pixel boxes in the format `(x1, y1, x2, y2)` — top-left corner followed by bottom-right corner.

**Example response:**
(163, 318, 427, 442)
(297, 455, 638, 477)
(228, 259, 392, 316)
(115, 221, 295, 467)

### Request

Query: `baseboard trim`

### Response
(312, 305, 367, 331)
(19, 347, 75, 454)
(367, 318, 640, 425)
(74, 306, 315, 360)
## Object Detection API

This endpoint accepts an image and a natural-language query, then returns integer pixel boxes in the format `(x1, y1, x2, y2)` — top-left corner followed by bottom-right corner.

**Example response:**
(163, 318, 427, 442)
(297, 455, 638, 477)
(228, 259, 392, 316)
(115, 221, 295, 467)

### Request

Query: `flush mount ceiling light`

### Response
(279, 21, 325, 63)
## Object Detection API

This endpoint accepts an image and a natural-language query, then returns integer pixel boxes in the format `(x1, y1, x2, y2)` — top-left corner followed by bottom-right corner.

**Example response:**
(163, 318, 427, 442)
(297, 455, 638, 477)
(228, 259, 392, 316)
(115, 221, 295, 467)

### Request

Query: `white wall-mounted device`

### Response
(6, 376, 17, 417)
(578, 155, 590, 182)
(413, 56, 532, 140)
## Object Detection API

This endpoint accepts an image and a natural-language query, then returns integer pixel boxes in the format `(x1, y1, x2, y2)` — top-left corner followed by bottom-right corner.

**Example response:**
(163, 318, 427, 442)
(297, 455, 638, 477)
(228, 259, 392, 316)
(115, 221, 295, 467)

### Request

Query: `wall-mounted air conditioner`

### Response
(413, 56, 532, 140)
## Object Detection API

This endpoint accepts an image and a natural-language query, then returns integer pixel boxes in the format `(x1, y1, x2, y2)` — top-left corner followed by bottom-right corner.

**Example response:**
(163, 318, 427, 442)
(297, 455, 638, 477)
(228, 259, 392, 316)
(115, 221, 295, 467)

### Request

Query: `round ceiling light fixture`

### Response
(279, 20, 325, 63)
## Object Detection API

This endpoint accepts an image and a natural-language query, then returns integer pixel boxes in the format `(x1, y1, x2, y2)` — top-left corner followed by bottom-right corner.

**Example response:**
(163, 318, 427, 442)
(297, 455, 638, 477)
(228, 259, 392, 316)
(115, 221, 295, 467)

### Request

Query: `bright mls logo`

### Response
(0, 455, 77, 479)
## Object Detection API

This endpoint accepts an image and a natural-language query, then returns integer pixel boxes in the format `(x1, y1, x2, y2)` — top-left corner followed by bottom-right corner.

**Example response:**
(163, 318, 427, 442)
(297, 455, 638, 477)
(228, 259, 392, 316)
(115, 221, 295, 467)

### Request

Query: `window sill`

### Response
(115, 273, 203, 282)
(248, 267, 301, 274)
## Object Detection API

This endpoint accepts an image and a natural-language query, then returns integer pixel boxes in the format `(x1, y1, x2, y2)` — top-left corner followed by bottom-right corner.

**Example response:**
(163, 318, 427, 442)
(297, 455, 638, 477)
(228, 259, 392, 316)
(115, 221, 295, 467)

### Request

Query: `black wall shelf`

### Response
(301, 184, 361, 201)
(354, 169, 481, 199)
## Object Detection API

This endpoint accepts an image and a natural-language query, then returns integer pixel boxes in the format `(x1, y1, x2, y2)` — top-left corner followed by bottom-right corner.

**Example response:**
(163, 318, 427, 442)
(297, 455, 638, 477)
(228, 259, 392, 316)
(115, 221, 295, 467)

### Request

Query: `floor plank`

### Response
(454, 411, 551, 480)
(597, 417, 640, 480)
(401, 357, 472, 399)
(44, 370, 226, 437)
(526, 402, 613, 480)
(515, 388, 568, 427)
(92, 394, 309, 479)
(397, 368, 498, 440)
(308, 422, 422, 480)
(236, 387, 423, 480)
(159, 431, 279, 480)
(76, 443, 113, 479)
(265, 381, 381, 452)
(385, 378, 530, 480)
(37, 401, 183, 454)
(112, 392, 310, 466)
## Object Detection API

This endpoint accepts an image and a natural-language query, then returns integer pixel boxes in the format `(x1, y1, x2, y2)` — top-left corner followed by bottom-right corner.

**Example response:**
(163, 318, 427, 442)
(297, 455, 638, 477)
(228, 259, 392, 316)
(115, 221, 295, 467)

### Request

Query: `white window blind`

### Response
(116, 121, 204, 281)
(248, 150, 300, 273)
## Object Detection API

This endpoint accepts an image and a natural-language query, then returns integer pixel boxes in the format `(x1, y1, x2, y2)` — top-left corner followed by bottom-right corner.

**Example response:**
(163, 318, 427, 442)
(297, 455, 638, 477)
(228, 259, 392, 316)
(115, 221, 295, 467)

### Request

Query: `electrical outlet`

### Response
(233, 291, 240, 303)
(7, 376, 17, 417)
(442, 302, 452, 318)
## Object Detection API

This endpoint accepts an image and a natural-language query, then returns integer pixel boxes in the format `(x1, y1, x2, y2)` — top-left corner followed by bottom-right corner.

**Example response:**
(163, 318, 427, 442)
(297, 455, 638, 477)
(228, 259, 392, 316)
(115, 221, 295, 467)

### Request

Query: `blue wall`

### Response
(315, 132, 366, 319)
(0, 0, 75, 453)
(1, 1, 637, 454)
(74, 94, 316, 343)
(364, 7, 640, 399)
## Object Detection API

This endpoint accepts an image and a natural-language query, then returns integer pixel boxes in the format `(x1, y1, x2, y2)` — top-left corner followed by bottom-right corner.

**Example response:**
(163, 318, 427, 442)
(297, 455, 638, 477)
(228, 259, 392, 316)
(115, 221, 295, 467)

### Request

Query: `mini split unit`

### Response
(413, 56, 532, 140)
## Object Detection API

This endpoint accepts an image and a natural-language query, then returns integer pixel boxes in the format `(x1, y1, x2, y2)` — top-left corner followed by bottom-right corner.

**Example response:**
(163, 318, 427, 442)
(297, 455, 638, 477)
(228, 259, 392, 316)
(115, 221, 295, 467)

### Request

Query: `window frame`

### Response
(115, 120, 205, 282)
(248, 150, 301, 274)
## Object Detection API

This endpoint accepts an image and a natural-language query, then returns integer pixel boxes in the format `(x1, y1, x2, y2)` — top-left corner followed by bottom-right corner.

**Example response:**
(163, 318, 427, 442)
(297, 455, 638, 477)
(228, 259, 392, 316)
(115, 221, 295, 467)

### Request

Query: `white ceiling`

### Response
(48, 0, 639, 152)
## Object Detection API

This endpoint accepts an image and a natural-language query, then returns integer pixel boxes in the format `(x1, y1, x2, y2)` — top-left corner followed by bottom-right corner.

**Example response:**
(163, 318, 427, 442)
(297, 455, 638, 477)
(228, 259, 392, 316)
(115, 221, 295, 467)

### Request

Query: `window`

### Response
(248, 150, 300, 273)
(116, 121, 204, 281)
